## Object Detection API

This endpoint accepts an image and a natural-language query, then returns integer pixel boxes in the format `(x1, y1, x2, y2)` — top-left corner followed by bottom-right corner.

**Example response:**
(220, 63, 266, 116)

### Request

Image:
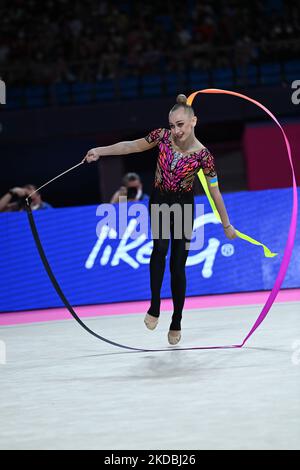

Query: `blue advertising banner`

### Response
(0, 188, 299, 312)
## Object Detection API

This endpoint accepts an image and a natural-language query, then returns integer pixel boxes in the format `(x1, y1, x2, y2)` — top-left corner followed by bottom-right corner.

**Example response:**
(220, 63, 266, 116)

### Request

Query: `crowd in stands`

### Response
(1, 0, 300, 86)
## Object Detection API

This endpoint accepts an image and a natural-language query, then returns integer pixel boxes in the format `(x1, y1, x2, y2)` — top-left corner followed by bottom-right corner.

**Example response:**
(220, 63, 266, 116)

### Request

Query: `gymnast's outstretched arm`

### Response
(83, 138, 158, 163)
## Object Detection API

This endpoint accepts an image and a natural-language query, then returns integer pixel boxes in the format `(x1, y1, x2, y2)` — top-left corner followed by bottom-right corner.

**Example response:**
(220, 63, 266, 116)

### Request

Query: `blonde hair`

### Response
(169, 94, 194, 116)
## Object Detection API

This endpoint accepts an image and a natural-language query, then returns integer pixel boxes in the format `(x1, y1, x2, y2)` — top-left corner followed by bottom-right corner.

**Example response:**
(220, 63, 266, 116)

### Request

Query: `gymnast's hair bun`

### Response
(176, 94, 187, 105)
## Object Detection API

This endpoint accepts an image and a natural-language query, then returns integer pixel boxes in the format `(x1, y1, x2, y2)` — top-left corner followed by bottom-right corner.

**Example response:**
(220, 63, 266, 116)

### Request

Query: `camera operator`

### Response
(0, 184, 52, 212)
(110, 172, 149, 203)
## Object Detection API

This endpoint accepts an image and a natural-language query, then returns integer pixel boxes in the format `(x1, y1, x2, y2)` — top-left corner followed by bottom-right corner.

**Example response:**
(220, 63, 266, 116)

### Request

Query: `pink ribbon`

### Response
(186, 89, 298, 348)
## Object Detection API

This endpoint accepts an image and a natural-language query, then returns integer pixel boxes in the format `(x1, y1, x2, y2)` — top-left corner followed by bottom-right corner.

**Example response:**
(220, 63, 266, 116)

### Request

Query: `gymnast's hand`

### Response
(10, 187, 27, 197)
(82, 148, 100, 163)
(224, 224, 237, 240)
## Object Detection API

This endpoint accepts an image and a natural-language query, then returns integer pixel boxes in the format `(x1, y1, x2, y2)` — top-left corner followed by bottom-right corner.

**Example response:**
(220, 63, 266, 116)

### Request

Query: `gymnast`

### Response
(83, 94, 237, 345)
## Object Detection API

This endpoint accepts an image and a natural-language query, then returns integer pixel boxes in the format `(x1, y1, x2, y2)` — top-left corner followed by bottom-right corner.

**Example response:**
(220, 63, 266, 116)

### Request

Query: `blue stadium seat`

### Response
(260, 63, 281, 85)
(6, 87, 25, 109)
(284, 60, 300, 82)
(25, 85, 47, 108)
(95, 79, 115, 100)
(119, 77, 139, 98)
(236, 64, 258, 87)
(164, 72, 188, 96)
(188, 69, 210, 89)
(71, 82, 93, 104)
(142, 74, 163, 97)
(212, 67, 234, 88)
(164, 73, 179, 95)
(54, 83, 72, 105)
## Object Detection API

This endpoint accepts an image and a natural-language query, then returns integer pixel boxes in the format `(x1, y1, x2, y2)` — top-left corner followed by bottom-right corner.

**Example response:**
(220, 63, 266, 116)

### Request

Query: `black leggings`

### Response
(148, 188, 195, 330)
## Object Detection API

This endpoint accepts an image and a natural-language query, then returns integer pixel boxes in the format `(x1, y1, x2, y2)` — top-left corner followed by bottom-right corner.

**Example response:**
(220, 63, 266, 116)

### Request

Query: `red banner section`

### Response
(243, 121, 300, 190)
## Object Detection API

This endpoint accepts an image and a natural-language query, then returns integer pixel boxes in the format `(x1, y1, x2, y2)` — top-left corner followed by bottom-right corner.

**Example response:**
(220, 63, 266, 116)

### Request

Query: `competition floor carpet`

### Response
(0, 289, 299, 450)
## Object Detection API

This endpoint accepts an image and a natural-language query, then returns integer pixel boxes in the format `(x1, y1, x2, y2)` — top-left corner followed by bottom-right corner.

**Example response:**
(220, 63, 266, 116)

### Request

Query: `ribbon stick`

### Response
(26, 161, 84, 202)
(188, 89, 298, 345)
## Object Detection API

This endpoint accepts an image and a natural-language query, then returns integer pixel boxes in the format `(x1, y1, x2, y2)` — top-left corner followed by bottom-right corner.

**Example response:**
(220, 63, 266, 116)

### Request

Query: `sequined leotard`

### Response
(145, 128, 216, 192)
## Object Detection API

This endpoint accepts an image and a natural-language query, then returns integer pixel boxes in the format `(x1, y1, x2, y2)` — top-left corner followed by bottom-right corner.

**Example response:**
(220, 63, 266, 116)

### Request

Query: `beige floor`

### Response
(0, 302, 299, 450)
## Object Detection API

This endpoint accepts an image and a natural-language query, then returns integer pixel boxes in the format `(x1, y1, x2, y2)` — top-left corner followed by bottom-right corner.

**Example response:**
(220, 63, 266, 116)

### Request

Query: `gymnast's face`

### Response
(169, 108, 197, 145)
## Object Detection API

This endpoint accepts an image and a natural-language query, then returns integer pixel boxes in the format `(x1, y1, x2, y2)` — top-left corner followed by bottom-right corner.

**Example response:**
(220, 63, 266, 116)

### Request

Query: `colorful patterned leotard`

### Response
(145, 128, 216, 193)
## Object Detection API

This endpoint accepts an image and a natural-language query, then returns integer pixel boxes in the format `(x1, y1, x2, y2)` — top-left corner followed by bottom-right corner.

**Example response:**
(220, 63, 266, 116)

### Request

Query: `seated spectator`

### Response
(110, 172, 149, 203)
(0, 184, 52, 212)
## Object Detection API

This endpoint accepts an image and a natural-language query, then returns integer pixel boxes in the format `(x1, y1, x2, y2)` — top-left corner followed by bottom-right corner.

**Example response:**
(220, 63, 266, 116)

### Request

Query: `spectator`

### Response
(0, 184, 52, 212)
(110, 172, 149, 203)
